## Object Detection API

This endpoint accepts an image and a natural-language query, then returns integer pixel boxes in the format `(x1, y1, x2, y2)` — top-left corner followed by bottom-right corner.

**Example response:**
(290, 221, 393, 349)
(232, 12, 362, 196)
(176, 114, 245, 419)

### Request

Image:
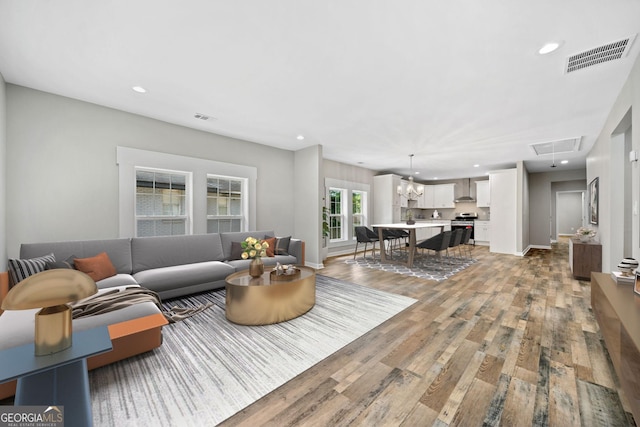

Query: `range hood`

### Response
(454, 178, 476, 203)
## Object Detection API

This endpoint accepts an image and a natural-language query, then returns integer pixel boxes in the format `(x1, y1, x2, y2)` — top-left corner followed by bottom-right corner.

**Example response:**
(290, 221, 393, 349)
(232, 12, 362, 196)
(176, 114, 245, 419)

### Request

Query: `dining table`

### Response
(372, 222, 450, 268)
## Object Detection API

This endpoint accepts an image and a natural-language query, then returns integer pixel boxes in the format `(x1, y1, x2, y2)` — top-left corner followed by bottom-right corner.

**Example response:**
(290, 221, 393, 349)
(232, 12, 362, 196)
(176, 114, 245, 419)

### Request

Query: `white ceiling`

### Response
(1, 1, 639, 179)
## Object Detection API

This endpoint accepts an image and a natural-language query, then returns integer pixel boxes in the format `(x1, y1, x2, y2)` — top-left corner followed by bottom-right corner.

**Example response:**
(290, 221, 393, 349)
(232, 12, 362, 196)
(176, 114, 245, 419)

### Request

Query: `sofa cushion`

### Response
(133, 261, 234, 294)
(20, 239, 133, 274)
(96, 274, 139, 289)
(74, 252, 117, 282)
(220, 230, 275, 260)
(8, 253, 56, 286)
(131, 234, 225, 274)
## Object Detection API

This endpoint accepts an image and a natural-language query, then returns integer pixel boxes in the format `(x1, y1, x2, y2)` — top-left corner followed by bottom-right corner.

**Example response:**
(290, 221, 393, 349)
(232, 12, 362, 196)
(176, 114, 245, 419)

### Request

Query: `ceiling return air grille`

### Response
(529, 137, 581, 156)
(566, 35, 636, 73)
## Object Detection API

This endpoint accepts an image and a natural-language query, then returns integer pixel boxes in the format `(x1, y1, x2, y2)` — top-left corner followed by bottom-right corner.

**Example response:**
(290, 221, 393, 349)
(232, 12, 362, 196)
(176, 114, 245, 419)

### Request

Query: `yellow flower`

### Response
(249, 249, 257, 258)
(262, 241, 269, 248)
(241, 252, 248, 259)
(255, 243, 262, 250)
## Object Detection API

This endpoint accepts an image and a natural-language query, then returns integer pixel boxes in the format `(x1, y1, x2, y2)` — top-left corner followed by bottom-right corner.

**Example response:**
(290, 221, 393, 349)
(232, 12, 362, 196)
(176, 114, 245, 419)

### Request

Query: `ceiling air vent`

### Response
(566, 35, 636, 73)
(529, 137, 581, 156)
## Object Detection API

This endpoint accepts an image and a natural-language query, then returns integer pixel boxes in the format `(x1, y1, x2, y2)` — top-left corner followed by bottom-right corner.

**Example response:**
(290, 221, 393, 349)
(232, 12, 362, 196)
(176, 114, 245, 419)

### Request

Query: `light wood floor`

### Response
(221, 240, 636, 426)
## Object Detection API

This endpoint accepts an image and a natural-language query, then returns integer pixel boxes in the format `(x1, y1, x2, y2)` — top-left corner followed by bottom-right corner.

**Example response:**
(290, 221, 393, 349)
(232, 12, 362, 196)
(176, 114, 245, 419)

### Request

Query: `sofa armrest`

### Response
(289, 239, 305, 266)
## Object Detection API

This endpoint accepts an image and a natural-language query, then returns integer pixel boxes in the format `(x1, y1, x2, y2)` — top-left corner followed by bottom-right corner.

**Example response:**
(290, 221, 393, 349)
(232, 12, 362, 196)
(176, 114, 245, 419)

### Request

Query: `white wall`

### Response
(0, 74, 6, 270)
(586, 53, 640, 273)
(5, 85, 297, 258)
(489, 168, 517, 254)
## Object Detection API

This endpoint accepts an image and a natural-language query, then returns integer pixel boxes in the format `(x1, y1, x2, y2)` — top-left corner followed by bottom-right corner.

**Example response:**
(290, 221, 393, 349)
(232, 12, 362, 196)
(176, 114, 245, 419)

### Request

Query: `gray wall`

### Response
(528, 169, 587, 247)
(587, 52, 640, 272)
(556, 191, 584, 235)
(5, 85, 297, 258)
(0, 74, 6, 270)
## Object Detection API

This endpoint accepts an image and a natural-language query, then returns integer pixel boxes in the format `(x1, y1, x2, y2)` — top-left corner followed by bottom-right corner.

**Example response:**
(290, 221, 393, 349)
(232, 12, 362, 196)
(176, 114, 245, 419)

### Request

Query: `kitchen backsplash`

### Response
(403, 204, 490, 220)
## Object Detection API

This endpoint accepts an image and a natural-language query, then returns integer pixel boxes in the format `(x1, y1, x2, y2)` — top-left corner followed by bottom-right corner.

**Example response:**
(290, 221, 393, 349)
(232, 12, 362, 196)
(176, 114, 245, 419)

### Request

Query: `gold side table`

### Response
(225, 266, 316, 325)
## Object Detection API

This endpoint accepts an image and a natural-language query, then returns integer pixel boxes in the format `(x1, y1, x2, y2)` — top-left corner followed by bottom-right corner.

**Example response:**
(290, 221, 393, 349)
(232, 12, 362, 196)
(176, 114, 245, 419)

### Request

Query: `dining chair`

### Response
(446, 229, 464, 264)
(354, 226, 379, 259)
(460, 228, 473, 258)
(416, 230, 452, 271)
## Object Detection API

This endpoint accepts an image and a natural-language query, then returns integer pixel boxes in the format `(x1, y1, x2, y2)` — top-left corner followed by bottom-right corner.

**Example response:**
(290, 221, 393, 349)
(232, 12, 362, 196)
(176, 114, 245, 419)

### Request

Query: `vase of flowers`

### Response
(576, 227, 596, 242)
(242, 237, 268, 278)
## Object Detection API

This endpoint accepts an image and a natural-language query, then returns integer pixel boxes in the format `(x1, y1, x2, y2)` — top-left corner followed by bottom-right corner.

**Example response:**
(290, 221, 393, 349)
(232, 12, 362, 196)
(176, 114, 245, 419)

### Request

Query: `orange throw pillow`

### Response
(263, 237, 276, 257)
(74, 252, 117, 282)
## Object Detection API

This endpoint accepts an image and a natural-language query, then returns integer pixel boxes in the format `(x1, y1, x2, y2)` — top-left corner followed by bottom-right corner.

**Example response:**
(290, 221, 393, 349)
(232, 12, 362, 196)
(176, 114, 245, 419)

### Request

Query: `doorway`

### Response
(610, 108, 633, 269)
(556, 191, 586, 238)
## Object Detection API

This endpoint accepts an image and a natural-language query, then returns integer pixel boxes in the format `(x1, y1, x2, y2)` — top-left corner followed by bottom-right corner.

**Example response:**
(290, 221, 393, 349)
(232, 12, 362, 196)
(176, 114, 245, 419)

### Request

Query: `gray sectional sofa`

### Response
(18, 230, 304, 299)
(0, 230, 305, 399)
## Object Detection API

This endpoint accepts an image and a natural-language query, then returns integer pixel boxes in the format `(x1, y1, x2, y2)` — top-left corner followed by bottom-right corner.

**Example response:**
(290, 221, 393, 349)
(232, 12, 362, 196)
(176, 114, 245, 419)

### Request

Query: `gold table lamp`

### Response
(1, 269, 98, 356)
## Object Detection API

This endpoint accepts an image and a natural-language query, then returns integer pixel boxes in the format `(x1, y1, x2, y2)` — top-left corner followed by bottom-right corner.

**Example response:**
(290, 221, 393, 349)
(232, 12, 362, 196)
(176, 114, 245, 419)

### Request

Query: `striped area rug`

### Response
(89, 275, 416, 426)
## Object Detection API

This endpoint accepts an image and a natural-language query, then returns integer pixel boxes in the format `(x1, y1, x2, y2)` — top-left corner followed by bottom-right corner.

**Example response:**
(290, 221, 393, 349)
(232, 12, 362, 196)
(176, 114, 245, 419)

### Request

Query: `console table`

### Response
(591, 272, 640, 421)
(569, 238, 601, 280)
(0, 326, 112, 427)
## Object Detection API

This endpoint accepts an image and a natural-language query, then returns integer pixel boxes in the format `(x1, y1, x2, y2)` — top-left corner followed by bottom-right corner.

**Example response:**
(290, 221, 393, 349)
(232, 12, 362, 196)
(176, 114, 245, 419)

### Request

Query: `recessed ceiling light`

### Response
(132, 86, 147, 93)
(433, 177, 438, 180)
(538, 41, 562, 55)
(473, 164, 480, 168)
(296, 135, 305, 140)
(415, 171, 420, 175)
(561, 160, 569, 164)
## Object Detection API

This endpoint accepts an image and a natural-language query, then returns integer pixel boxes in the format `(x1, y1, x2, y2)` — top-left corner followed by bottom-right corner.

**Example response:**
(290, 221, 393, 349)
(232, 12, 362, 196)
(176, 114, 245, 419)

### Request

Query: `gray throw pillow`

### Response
(45, 255, 77, 271)
(229, 241, 244, 260)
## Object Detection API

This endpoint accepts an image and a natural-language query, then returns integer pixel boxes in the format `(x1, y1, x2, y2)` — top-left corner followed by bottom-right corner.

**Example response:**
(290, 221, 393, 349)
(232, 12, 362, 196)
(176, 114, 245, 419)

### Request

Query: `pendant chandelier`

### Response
(397, 154, 424, 201)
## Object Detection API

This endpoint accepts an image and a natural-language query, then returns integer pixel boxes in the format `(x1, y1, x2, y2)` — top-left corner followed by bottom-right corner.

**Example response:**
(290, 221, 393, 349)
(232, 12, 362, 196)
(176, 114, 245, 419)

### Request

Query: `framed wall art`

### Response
(589, 177, 599, 225)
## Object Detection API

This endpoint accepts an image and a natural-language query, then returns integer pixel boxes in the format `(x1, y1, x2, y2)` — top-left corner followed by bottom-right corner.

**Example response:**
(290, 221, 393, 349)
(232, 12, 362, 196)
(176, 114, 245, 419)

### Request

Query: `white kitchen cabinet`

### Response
(399, 180, 408, 207)
(433, 183, 456, 208)
(474, 220, 490, 244)
(418, 185, 434, 208)
(475, 180, 490, 207)
(373, 174, 403, 223)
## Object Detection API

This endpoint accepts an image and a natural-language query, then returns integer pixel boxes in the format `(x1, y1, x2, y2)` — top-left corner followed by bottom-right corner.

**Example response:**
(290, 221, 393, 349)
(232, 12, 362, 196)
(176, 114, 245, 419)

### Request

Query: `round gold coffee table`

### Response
(225, 266, 316, 325)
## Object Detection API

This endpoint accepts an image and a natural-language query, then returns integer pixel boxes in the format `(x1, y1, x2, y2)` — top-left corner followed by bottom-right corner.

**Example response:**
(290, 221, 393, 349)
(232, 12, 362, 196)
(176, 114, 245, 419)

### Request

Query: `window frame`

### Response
(117, 147, 257, 237)
(324, 178, 371, 249)
(206, 174, 247, 233)
(134, 167, 192, 237)
(351, 189, 367, 239)
(329, 187, 347, 243)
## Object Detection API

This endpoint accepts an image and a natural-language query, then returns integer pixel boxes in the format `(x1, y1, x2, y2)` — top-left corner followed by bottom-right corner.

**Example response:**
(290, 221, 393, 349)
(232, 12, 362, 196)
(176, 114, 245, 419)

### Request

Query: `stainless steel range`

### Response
(451, 212, 478, 243)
